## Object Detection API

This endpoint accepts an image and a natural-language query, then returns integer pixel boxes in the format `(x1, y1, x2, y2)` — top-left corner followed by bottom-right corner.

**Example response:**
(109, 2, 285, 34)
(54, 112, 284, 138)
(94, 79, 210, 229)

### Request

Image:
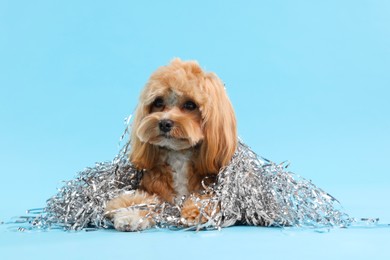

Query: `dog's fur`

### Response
(106, 58, 237, 231)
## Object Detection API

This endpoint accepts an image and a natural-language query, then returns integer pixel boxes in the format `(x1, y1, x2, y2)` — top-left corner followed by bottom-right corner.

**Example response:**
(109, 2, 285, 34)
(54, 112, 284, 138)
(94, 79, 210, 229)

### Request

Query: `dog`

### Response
(105, 58, 237, 231)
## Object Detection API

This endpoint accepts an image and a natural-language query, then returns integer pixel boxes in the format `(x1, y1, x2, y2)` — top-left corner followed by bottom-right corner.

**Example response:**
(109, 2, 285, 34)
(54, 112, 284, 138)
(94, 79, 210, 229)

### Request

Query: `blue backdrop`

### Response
(1, 1, 389, 259)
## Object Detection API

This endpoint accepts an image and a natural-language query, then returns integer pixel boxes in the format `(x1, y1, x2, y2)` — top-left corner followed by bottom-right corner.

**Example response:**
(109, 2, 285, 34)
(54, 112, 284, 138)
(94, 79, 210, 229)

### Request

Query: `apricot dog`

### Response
(106, 59, 237, 231)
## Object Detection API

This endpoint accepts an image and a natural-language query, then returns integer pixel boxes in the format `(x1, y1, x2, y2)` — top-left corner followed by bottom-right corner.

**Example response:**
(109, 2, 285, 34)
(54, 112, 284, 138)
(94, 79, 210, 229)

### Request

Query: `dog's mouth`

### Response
(153, 134, 193, 150)
(161, 133, 172, 139)
(160, 133, 186, 141)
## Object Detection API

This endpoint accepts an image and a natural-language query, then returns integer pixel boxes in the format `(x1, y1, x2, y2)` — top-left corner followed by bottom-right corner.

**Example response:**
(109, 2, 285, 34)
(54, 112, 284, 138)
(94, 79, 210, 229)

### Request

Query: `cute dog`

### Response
(106, 59, 237, 231)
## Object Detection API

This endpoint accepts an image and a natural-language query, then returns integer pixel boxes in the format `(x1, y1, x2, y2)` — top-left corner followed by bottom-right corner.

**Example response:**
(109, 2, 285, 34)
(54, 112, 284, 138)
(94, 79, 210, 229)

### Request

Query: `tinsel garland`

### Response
(11, 137, 359, 231)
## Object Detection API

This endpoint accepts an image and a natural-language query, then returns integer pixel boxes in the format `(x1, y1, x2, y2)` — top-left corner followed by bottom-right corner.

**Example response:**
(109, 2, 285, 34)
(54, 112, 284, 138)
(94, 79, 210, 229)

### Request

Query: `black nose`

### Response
(159, 119, 174, 133)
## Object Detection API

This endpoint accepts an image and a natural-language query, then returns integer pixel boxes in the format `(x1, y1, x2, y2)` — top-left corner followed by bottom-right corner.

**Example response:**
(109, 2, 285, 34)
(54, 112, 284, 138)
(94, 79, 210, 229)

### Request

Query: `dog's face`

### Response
(130, 59, 237, 174)
(136, 78, 205, 151)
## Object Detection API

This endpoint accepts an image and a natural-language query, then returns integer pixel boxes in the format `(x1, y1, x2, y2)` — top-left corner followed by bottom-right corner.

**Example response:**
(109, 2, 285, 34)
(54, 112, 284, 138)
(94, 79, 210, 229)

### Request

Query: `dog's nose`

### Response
(159, 119, 174, 133)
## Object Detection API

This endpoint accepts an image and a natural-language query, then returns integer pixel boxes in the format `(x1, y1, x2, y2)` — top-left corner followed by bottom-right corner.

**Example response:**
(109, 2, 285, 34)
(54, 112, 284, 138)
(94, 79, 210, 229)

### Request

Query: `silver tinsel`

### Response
(9, 131, 360, 231)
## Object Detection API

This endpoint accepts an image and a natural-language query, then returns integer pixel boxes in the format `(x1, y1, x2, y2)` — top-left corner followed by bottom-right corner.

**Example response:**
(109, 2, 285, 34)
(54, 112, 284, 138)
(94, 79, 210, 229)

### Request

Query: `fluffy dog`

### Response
(105, 58, 237, 231)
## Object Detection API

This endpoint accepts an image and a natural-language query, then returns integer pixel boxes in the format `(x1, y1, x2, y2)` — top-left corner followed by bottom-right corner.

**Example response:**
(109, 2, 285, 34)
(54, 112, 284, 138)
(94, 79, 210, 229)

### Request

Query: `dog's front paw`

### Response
(181, 198, 212, 226)
(181, 202, 201, 226)
(105, 190, 160, 232)
(112, 209, 154, 232)
(181, 195, 220, 227)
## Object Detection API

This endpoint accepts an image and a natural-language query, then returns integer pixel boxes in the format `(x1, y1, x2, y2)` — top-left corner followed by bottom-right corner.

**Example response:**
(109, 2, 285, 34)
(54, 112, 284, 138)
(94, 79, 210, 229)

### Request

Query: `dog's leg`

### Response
(105, 190, 160, 232)
(181, 194, 219, 226)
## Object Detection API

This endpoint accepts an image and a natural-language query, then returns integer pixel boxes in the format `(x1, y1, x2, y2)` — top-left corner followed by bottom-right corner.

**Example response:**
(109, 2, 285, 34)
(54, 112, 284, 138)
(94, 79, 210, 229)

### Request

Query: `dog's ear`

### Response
(129, 101, 159, 170)
(197, 73, 237, 174)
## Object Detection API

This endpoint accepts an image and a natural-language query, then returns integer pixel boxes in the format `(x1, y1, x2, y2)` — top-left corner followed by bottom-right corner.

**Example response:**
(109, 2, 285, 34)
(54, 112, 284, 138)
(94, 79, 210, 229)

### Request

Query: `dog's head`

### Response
(130, 58, 237, 174)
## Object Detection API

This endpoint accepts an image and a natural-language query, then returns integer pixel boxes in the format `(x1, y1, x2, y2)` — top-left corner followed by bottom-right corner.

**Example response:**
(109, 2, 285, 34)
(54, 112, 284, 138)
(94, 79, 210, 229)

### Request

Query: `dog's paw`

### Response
(181, 199, 205, 226)
(181, 196, 220, 227)
(112, 209, 153, 232)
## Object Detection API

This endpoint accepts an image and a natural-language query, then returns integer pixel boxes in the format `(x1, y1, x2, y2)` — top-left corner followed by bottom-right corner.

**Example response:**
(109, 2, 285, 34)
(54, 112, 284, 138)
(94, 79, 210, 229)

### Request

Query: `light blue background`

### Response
(1, 0, 389, 259)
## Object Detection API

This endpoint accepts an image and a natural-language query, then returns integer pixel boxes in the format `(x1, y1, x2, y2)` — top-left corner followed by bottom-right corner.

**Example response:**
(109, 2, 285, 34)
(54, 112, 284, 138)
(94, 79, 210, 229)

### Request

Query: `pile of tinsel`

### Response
(10, 128, 361, 231)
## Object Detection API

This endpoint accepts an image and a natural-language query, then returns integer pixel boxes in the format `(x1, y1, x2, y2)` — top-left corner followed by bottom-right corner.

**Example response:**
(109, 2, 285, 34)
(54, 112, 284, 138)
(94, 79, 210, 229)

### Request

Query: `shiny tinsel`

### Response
(11, 134, 356, 231)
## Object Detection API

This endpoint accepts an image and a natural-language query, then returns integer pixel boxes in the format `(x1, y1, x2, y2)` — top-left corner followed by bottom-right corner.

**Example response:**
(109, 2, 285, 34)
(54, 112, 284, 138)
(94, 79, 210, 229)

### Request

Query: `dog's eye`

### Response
(183, 101, 197, 111)
(152, 98, 164, 108)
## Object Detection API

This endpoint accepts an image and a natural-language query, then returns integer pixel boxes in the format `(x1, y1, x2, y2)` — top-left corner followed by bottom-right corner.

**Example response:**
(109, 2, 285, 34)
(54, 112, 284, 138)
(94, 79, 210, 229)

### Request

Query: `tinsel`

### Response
(9, 131, 360, 231)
